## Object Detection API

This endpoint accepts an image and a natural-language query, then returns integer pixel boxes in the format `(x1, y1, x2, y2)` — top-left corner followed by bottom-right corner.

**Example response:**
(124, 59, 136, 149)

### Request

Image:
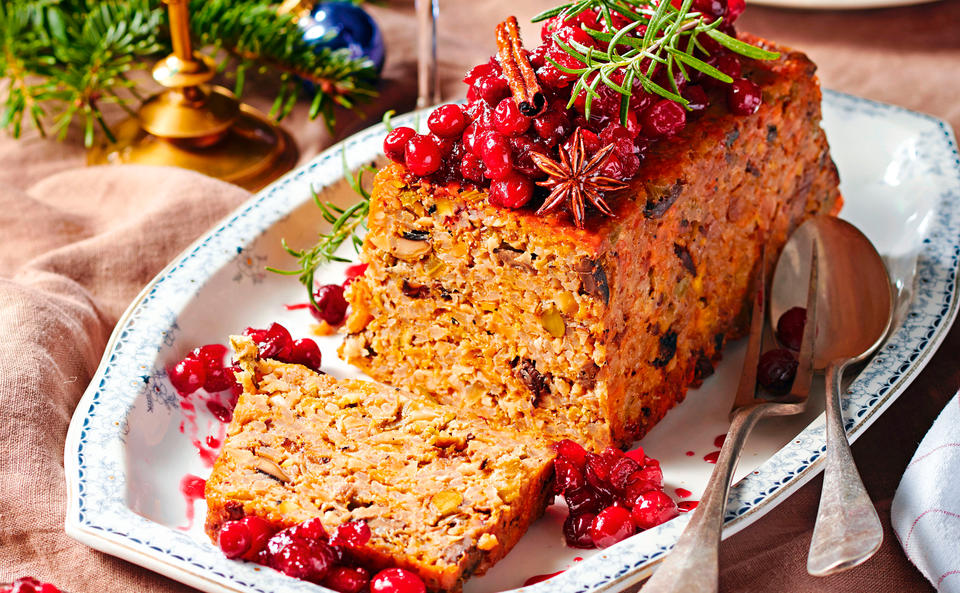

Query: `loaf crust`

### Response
(340, 36, 841, 448)
(204, 337, 555, 592)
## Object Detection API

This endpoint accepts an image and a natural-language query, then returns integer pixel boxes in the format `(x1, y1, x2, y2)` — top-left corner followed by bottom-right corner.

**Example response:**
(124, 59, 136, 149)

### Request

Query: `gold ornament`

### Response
(88, 0, 297, 191)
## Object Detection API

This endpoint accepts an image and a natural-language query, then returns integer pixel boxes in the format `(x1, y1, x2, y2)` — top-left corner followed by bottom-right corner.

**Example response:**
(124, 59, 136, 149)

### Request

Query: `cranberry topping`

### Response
(641, 99, 686, 137)
(757, 348, 799, 394)
(428, 104, 469, 138)
(370, 568, 427, 593)
(631, 490, 680, 530)
(169, 355, 205, 396)
(313, 283, 349, 325)
(590, 505, 635, 548)
(727, 78, 762, 116)
(493, 98, 531, 136)
(488, 173, 533, 208)
(776, 306, 807, 351)
(553, 438, 589, 468)
(383, 127, 416, 163)
(460, 152, 486, 182)
(219, 519, 255, 559)
(404, 134, 443, 176)
(479, 132, 513, 179)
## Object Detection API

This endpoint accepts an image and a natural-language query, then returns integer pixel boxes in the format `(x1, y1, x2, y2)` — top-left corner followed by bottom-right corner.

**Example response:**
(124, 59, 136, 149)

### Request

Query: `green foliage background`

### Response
(0, 0, 379, 146)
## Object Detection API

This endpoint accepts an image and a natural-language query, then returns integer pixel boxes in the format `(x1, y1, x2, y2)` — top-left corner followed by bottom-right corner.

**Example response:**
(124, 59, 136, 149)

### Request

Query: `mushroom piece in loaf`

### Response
(204, 336, 556, 592)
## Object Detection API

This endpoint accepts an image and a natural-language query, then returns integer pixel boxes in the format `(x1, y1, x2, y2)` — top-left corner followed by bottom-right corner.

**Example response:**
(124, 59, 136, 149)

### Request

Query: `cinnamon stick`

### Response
(495, 16, 545, 117)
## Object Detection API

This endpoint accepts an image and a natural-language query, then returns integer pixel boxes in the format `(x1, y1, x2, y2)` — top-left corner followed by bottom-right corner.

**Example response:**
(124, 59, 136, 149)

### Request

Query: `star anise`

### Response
(529, 128, 628, 228)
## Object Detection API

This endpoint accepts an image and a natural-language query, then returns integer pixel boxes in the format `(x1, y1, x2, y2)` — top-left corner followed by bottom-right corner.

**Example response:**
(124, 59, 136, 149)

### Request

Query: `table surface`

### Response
(0, 1, 958, 592)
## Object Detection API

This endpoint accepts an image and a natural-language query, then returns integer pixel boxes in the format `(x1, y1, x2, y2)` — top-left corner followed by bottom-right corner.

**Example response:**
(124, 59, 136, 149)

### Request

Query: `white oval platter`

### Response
(64, 90, 960, 593)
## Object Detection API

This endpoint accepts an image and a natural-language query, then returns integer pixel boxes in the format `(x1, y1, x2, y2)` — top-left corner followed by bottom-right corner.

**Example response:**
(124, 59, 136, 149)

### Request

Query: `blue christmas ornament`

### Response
(299, 1, 385, 73)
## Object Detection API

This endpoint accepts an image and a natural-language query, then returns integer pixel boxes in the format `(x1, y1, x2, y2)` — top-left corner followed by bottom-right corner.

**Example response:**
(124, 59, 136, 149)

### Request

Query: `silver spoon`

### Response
(770, 215, 894, 577)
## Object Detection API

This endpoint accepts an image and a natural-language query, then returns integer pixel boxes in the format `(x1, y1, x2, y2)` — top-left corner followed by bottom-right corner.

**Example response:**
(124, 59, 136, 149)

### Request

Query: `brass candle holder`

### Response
(88, 0, 298, 191)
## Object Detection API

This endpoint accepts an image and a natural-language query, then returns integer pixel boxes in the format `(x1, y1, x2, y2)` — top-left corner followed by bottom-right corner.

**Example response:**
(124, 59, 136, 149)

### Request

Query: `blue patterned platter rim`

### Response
(64, 90, 960, 593)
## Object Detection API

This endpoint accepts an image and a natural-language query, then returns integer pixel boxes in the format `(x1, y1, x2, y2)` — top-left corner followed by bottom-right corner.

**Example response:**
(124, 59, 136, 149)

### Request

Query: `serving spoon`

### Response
(770, 215, 894, 577)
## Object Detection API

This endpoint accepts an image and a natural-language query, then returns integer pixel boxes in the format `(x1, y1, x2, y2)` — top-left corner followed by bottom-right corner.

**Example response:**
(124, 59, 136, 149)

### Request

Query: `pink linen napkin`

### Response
(892, 392, 960, 593)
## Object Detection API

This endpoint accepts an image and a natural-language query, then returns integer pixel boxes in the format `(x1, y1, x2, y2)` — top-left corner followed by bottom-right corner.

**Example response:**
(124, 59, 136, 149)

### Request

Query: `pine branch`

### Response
(0, 0, 380, 146)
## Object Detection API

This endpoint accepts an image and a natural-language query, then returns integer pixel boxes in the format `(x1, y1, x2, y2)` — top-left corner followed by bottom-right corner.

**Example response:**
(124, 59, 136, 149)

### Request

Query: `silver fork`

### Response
(637, 244, 819, 593)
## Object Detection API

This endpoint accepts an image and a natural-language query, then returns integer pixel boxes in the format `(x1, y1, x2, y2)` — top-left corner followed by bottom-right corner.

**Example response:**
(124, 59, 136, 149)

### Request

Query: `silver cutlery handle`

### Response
(639, 404, 769, 593)
(807, 360, 883, 576)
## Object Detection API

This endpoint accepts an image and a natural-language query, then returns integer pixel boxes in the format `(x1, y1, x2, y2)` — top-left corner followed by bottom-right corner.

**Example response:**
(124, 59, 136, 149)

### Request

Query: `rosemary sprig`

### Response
(266, 150, 373, 309)
(532, 0, 779, 123)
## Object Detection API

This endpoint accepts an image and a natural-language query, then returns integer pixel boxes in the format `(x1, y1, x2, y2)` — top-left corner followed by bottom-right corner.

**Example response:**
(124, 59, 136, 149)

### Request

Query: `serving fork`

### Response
(637, 244, 819, 593)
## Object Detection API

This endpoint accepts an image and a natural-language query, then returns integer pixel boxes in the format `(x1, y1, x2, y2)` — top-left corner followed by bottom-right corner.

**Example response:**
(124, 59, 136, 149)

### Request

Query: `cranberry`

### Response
(488, 173, 533, 208)
(476, 76, 510, 106)
(462, 122, 483, 155)
(600, 123, 635, 155)
(244, 322, 293, 359)
(757, 348, 798, 395)
(323, 567, 371, 593)
(533, 108, 571, 147)
(632, 462, 664, 487)
(460, 153, 485, 182)
(428, 133, 455, 156)
(564, 485, 604, 516)
(590, 506, 635, 548)
(727, 0, 746, 21)
(427, 104, 469, 138)
(623, 477, 659, 506)
(222, 516, 275, 561)
(478, 131, 512, 177)
(554, 457, 586, 494)
(553, 439, 589, 468)
(219, 519, 254, 559)
(370, 568, 427, 593)
(289, 338, 322, 372)
(641, 100, 686, 137)
(169, 356, 205, 396)
(777, 306, 807, 351)
(192, 343, 233, 392)
(631, 490, 679, 530)
(383, 127, 416, 163)
(7, 579, 40, 593)
(624, 447, 645, 464)
(288, 517, 328, 542)
(715, 55, 742, 80)
(683, 85, 710, 113)
(313, 284, 349, 325)
(463, 60, 498, 85)
(608, 456, 641, 492)
(727, 78, 762, 115)
(510, 137, 546, 178)
(562, 513, 597, 548)
(332, 520, 372, 547)
(270, 539, 335, 582)
(692, 0, 726, 18)
(493, 98, 530, 136)
(404, 134, 443, 176)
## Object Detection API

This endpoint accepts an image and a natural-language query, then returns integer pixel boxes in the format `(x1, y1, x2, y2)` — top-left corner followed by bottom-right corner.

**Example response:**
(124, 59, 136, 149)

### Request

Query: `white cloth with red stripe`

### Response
(892, 392, 960, 593)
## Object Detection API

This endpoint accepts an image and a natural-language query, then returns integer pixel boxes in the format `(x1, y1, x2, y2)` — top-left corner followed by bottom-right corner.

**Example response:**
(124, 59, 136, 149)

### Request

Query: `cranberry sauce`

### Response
(215, 516, 427, 593)
(552, 440, 679, 549)
(179, 474, 207, 531)
(1, 577, 63, 593)
(384, 1, 760, 220)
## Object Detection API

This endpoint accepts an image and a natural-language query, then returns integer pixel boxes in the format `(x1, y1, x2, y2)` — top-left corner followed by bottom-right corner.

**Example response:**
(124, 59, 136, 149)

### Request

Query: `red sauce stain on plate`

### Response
(704, 450, 720, 464)
(713, 434, 726, 448)
(523, 570, 565, 586)
(685, 451, 695, 457)
(678, 500, 699, 513)
(179, 474, 206, 531)
(675, 487, 692, 498)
